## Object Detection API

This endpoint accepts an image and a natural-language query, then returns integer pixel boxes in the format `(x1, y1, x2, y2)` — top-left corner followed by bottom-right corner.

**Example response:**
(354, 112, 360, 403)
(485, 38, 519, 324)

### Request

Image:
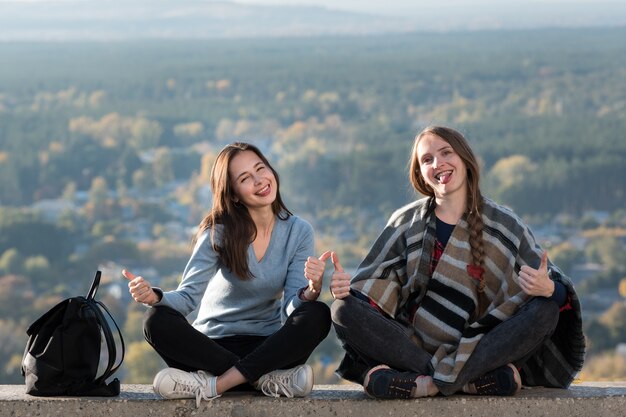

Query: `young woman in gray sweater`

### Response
(123, 142, 331, 406)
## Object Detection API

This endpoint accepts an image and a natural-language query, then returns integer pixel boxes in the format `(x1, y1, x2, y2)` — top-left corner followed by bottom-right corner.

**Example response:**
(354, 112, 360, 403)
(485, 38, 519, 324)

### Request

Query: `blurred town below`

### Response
(1, 16, 626, 384)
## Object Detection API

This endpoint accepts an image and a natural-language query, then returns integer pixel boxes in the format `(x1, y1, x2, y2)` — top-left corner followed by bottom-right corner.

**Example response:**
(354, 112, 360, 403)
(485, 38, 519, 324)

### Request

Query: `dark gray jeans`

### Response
(331, 294, 559, 395)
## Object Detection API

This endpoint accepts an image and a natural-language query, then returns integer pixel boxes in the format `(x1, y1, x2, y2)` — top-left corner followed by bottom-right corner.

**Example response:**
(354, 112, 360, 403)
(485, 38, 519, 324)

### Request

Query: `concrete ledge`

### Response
(1, 383, 626, 417)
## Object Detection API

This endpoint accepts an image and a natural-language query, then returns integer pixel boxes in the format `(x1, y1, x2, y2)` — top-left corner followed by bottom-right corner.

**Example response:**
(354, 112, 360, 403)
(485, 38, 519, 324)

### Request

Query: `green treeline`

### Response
(1, 29, 625, 217)
(1, 27, 626, 383)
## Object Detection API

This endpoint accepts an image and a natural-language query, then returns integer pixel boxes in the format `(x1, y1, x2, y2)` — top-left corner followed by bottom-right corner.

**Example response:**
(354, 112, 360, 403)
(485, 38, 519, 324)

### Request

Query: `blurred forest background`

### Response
(1, 4, 626, 384)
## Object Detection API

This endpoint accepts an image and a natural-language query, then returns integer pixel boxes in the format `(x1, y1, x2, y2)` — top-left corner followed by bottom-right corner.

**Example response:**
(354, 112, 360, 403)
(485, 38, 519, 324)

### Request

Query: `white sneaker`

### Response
(153, 368, 220, 407)
(254, 364, 314, 398)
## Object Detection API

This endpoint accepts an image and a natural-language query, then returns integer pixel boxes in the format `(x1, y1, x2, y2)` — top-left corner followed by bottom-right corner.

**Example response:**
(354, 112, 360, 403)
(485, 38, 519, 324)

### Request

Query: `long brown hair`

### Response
(410, 126, 486, 291)
(195, 142, 291, 279)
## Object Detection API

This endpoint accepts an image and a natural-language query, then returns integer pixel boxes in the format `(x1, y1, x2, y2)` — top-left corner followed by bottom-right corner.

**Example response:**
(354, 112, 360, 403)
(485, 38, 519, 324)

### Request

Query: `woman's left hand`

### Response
(518, 251, 555, 297)
(304, 251, 332, 300)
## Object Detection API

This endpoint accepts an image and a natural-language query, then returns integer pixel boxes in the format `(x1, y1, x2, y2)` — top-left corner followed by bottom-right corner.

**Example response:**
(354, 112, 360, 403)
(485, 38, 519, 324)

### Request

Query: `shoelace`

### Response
(259, 372, 295, 398)
(173, 370, 220, 407)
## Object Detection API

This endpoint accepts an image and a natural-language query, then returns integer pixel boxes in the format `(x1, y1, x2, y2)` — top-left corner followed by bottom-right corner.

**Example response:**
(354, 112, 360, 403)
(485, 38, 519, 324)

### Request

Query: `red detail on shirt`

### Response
(560, 294, 573, 312)
(466, 264, 485, 281)
(369, 299, 384, 314)
(430, 240, 445, 275)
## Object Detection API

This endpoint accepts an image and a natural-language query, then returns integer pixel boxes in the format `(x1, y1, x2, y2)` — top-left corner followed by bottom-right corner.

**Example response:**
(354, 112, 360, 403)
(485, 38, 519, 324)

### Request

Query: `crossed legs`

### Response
(331, 294, 559, 397)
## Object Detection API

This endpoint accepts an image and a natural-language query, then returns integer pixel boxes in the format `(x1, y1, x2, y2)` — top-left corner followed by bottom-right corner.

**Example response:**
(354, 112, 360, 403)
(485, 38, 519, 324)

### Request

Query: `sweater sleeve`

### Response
(549, 281, 568, 307)
(282, 220, 315, 319)
(154, 230, 220, 317)
(512, 211, 572, 308)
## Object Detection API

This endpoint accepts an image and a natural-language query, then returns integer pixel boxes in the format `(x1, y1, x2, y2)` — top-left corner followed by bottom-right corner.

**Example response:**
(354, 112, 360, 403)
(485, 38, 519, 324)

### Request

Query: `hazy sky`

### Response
(2, 0, 622, 16)
(2, 0, 615, 14)
(2, 0, 625, 37)
(234, 0, 615, 16)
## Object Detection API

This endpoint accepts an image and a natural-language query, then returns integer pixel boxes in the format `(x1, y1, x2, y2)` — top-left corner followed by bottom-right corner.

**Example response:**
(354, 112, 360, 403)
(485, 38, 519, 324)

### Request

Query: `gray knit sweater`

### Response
(154, 215, 314, 338)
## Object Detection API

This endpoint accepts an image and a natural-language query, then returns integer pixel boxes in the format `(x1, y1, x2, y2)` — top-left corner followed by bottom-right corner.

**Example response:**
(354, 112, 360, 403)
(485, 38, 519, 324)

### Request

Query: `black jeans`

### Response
(331, 295, 559, 395)
(144, 301, 331, 384)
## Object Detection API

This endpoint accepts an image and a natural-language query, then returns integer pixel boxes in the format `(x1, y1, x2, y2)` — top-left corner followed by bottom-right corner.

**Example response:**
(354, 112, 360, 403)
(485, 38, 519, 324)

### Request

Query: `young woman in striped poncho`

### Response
(328, 126, 585, 399)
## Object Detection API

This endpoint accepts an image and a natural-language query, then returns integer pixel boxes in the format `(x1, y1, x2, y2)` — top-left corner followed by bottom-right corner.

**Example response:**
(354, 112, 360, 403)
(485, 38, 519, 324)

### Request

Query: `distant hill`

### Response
(1, 0, 625, 40)
(0, 0, 414, 40)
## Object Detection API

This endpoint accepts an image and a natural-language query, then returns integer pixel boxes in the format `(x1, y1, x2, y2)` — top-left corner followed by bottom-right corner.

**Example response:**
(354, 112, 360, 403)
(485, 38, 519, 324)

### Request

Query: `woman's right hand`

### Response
(330, 252, 351, 299)
(122, 269, 160, 305)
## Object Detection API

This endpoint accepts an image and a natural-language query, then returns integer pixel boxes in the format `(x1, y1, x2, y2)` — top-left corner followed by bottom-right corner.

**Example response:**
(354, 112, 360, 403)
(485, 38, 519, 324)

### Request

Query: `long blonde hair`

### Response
(410, 126, 486, 291)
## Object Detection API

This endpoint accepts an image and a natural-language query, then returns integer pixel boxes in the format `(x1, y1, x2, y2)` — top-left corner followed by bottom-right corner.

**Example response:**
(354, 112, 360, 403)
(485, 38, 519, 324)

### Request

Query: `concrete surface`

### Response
(1, 383, 626, 417)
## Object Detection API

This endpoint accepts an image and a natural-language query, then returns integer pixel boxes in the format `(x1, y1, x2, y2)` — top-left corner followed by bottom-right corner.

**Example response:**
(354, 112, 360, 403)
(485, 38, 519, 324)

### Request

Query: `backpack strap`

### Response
(87, 270, 101, 300)
(89, 298, 125, 386)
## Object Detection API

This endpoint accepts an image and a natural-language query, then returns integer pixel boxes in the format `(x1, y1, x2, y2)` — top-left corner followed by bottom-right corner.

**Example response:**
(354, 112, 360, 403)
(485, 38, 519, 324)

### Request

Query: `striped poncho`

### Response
(349, 197, 585, 388)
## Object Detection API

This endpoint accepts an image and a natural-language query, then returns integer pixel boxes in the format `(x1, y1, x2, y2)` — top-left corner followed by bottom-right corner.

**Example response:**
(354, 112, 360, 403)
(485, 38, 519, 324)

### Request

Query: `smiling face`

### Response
(415, 132, 468, 200)
(228, 150, 277, 211)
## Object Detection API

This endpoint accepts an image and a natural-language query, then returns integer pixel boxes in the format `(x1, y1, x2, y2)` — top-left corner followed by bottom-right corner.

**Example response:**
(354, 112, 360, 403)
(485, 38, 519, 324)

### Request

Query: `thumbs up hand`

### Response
(518, 251, 554, 297)
(330, 252, 351, 300)
(304, 251, 332, 300)
(122, 269, 160, 305)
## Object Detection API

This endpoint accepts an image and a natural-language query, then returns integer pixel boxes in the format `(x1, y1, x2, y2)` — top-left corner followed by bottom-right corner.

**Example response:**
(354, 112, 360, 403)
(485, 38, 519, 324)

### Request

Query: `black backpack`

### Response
(21, 270, 125, 396)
